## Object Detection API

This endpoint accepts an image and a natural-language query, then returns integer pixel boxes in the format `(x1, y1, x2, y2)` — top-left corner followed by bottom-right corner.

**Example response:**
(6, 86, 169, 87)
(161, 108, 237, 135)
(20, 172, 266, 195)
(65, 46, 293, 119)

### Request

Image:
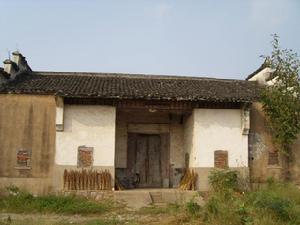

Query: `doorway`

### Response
(127, 133, 169, 188)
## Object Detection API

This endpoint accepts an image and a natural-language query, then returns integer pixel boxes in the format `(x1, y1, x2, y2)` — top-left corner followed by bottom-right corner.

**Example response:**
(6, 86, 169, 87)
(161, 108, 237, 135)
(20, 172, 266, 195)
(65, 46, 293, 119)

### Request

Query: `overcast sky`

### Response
(0, 0, 299, 79)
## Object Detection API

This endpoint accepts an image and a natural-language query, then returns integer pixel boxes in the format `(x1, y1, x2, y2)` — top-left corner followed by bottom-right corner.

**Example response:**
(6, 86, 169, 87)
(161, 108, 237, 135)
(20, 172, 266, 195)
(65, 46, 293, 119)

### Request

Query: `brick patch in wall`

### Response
(214, 150, 228, 169)
(268, 151, 279, 166)
(77, 146, 93, 168)
(16, 149, 31, 169)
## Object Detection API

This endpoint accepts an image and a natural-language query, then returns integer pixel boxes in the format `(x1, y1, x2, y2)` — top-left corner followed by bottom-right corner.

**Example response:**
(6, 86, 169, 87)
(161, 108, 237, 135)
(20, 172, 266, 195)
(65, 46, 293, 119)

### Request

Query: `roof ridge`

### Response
(34, 71, 249, 83)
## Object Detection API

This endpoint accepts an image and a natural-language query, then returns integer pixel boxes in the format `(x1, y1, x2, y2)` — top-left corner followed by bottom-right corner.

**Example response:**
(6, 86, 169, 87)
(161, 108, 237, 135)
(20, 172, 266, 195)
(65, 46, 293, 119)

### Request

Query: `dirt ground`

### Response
(0, 207, 198, 225)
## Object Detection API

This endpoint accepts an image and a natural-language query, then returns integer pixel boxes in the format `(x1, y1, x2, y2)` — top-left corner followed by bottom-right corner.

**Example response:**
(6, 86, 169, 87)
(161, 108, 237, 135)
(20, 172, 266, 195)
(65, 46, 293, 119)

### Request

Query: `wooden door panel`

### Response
(160, 133, 170, 187)
(136, 135, 147, 186)
(147, 135, 162, 187)
(127, 133, 137, 174)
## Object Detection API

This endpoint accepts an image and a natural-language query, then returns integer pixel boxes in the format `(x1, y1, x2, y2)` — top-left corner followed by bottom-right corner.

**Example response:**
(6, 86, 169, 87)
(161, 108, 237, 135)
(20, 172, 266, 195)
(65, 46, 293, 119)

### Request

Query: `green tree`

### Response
(261, 34, 300, 178)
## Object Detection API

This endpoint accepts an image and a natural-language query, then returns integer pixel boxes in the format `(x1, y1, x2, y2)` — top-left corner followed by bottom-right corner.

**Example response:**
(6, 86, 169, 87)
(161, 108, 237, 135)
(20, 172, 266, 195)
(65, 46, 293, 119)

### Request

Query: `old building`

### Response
(246, 65, 300, 185)
(0, 52, 260, 194)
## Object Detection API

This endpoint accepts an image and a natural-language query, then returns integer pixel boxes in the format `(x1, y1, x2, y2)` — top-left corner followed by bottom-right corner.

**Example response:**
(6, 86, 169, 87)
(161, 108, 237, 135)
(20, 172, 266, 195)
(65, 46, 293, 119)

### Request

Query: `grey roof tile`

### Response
(0, 71, 260, 102)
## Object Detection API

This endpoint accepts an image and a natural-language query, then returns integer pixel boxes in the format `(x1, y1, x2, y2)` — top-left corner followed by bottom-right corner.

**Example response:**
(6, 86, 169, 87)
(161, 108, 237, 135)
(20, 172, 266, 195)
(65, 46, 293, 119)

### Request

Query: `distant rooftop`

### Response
(246, 59, 271, 80)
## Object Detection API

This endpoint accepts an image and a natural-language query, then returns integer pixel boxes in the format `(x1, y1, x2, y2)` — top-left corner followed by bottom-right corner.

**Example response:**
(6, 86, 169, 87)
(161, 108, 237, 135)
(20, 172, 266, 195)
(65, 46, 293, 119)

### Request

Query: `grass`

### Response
(246, 182, 300, 224)
(0, 218, 124, 225)
(0, 187, 112, 215)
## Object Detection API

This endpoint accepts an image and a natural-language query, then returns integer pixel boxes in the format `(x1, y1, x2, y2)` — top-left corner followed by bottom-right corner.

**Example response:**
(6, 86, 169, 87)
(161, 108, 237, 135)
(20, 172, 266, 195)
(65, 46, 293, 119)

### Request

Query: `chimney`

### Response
(3, 59, 19, 79)
(2, 51, 32, 81)
(12, 51, 32, 72)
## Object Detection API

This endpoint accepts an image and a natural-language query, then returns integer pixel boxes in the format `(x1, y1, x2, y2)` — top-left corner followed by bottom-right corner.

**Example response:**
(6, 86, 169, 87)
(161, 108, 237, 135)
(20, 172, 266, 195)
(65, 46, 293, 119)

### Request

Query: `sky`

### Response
(0, 0, 299, 79)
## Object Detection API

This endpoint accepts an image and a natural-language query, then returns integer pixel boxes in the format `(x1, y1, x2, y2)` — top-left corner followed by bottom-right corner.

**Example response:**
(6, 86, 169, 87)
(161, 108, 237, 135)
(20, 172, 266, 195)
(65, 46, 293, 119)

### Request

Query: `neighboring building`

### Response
(247, 65, 300, 185)
(0, 52, 260, 194)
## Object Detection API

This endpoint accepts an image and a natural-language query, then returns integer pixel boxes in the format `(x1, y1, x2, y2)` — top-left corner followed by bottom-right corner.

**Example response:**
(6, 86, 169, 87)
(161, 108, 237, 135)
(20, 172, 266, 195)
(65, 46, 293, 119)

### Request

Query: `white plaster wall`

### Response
(192, 109, 248, 167)
(55, 105, 116, 166)
(55, 97, 64, 125)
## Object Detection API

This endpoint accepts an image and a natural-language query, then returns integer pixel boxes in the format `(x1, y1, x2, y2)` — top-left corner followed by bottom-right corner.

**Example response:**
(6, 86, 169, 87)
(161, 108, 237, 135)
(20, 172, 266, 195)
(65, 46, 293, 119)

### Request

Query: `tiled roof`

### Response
(0, 71, 260, 102)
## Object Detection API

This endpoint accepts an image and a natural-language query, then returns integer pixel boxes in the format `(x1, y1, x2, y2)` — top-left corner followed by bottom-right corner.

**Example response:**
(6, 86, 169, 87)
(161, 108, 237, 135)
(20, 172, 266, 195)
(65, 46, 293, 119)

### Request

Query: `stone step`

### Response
(153, 202, 167, 207)
(149, 192, 164, 204)
(113, 189, 201, 209)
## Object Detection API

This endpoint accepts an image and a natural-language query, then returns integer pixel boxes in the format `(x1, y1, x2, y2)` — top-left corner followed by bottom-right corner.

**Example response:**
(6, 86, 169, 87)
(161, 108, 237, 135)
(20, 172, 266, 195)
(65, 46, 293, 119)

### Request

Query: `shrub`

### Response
(186, 200, 201, 217)
(202, 191, 252, 225)
(202, 170, 251, 225)
(208, 169, 240, 192)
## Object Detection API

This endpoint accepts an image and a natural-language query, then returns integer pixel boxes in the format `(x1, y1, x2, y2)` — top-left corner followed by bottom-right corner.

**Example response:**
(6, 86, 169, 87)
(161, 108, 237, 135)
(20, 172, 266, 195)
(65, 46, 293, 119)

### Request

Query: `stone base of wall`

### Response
(60, 190, 114, 201)
(0, 177, 53, 195)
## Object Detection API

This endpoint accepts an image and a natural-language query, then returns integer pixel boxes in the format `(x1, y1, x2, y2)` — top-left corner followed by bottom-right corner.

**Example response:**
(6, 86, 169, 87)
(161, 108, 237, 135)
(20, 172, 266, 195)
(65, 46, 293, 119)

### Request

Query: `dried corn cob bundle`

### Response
(96, 171, 100, 190)
(75, 170, 80, 190)
(103, 170, 107, 190)
(63, 169, 68, 189)
(106, 170, 112, 190)
(100, 172, 104, 190)
(78, 171, 82, 190)
(69, 171, 72, 190)
(72, 170, 76, 190)
(82, 169, 87, 190)
(179, 169, 198, 190)
(63, 169, 112, 190)
(115, 177, 124, 190)
(88, 170, 92, 190)
(67, 171, 71, 190)
(93, 170, 97, 190)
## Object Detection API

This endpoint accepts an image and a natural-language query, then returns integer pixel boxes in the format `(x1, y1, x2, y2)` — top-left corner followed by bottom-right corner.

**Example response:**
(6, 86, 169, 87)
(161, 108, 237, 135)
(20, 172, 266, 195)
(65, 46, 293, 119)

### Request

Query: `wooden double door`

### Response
(127, 133, 169, 188)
